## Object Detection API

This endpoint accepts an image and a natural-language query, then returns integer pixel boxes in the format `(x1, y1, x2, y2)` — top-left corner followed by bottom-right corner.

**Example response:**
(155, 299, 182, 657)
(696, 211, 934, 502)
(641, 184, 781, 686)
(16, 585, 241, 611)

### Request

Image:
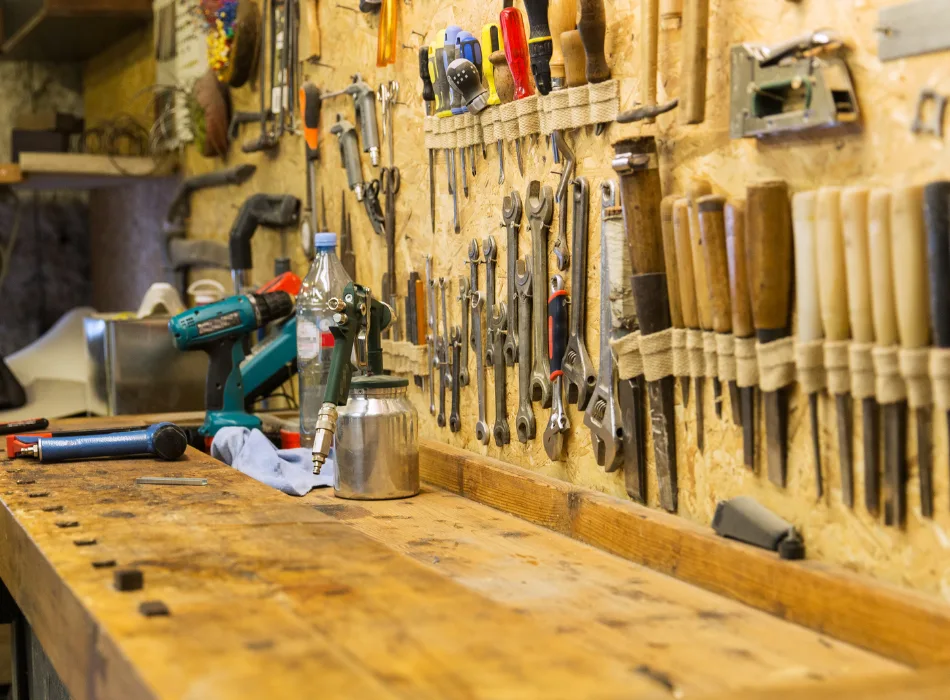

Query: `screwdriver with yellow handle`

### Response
(481, 22, 506, 184)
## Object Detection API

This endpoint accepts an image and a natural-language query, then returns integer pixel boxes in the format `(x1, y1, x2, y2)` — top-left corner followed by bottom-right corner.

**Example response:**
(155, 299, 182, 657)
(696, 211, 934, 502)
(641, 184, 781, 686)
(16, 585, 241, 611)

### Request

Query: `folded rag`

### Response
(211, 427, 334, 496)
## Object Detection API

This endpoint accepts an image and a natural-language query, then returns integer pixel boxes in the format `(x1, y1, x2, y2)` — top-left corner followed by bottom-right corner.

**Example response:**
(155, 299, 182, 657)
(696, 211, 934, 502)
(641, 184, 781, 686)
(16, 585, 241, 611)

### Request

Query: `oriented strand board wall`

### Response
(90, 0, 950, 599)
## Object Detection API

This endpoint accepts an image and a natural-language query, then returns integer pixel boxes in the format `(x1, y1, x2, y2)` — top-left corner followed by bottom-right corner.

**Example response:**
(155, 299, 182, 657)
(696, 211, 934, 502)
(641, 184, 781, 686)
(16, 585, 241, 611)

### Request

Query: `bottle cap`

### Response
(313, 232, 338, 249)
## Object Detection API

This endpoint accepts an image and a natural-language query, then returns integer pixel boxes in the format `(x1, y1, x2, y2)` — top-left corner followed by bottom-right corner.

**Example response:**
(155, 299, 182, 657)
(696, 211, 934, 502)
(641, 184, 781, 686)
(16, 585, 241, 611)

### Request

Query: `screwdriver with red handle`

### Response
(500, 7, 533, 175)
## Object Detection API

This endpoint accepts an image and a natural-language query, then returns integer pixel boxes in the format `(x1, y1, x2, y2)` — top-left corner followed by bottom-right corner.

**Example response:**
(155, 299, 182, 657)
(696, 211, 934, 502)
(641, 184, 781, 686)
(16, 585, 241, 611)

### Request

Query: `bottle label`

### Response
(297, 319, 320, 360)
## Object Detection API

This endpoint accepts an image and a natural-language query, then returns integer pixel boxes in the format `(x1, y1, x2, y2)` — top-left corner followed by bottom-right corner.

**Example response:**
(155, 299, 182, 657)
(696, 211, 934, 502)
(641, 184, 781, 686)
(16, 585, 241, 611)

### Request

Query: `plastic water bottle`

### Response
(297, 232, 352, 447)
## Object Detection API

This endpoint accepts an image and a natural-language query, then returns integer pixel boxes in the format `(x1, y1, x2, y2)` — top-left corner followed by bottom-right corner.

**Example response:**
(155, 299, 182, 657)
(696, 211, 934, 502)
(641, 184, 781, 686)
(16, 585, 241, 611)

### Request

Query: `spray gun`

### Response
(311, 282, 393, 473)
(228, 194, 301, 293)
(324, 75, 381, 167)
(330, 115, 385, 235)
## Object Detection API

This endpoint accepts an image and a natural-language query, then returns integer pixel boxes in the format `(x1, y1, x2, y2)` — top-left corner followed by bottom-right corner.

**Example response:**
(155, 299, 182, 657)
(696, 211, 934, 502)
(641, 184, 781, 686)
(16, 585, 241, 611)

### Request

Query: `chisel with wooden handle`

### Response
(613, 137, 677, 512)
(680, 0, 709, 124)
(548, 0, 576, 90)
(816, 187, 854, 508)
(868, 189, 901, 519)
(641, 0, 659, 122)
(725, 200, 756, 470)
(699, 194, 741, 426)
(746, 180, 793, 488)
(661, 196, 688, 411)
(924, 180, 950, 517)
(578, 0, 610, 84)
(792, 191, 825, 498)
(689, 180, 722, 421)
(842, 187, 877, 512)
(673, 198, 700, 441)
(890, 185, 932, 526)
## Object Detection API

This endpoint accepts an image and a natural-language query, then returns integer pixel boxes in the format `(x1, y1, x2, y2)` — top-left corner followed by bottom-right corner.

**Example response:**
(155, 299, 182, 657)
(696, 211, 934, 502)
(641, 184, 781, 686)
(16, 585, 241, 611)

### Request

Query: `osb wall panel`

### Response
(93, 0, 950, 599)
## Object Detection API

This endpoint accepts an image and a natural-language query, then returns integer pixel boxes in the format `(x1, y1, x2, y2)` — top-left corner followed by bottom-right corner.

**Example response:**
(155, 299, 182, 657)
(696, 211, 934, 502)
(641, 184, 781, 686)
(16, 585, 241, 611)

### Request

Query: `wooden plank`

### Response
(307, 486, 905, 696)
(699, 666, 950, 699)
(18, 152, 172, 179)
(419, 440, 950, 667)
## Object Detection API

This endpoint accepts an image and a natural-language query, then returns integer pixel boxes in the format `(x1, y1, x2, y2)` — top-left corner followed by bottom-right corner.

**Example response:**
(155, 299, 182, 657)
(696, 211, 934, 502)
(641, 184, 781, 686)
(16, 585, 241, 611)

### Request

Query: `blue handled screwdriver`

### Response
(456, 30, 484, 170)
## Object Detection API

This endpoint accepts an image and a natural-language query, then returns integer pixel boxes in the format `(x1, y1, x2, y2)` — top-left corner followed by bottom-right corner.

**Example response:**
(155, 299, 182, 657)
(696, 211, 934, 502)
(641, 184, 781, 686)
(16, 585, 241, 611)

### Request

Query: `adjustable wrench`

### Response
(543, 275, 570, 461)
(562, 177, 596, 410)
(468, 239, 480, 352)
(527, 181, 554, 408)
(552, 130, 576, 271)
(426, 256, 437, 415)
(491, 302, 511, 445)
(437, 277, 450, 428)
(584, 183, 623, 471)
(457, 277, 471, 387)
(502, 192, 523, 366)
(471, 291, 490, 444)
(515, 258, 536, 442)
(449, 326, 462, 432)
(483, 236, 499, 366)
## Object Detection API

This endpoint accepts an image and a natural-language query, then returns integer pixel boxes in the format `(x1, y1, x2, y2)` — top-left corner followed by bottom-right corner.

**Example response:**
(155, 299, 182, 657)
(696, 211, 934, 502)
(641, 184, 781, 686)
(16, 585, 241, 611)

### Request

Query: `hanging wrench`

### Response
(502, 192, 522, 366)
(457, 277, 471, 387)
(426, 256, 437, 415)
(449, 326, 462, 432)
(515, 258, 536, 442)
(561, 177, 596, 410)
(483, 236, 499, 367)
(491, 302, 511, 445)
(584, 183, 623, 471)
(552, 130, 576, 271)
(471, 290, 490, 444)
(527, 182, 554, 408)
(437, 277, 450, 428)
(468, 239, 480, 352)
(543, 275, 570, 461)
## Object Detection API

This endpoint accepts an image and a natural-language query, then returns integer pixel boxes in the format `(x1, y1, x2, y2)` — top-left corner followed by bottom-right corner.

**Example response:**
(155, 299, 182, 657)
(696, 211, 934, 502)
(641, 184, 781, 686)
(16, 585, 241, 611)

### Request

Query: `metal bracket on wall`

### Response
(878, 0, 950, 62)
(911, 88, 947, 138)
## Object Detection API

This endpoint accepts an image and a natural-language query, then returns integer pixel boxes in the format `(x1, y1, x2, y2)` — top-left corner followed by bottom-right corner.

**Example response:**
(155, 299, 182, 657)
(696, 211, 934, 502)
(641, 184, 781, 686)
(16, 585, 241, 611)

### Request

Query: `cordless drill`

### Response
(169, 286, 297, 438)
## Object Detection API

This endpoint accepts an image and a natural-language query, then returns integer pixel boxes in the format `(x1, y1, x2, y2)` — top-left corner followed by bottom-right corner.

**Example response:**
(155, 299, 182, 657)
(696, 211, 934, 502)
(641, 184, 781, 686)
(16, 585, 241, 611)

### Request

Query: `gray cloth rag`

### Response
(211, 427, 334, 496)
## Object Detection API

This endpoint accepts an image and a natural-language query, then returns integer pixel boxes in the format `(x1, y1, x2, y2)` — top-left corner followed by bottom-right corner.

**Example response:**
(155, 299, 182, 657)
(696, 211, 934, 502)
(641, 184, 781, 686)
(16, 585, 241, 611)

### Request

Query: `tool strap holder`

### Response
(872, 346, 906, 405)
(611, 331, 643, 381)
(795, 340, 826, 395)
(823, 340, 851, 397)
(381, 341, 429, 376)
(899, 347, 932, 410)
(930, 348, 950, 411)
(702, 331, 719, 381)
(849, 342, 875, 402)
(671, 328, 690, 378)
(756, 336, 796, 393)
(686, 329, 705, 380)
(734, 337, 759, 389)
(424, 113, 483, 151)
(538, 80, 620, 136)
(715, 333, 737, 384)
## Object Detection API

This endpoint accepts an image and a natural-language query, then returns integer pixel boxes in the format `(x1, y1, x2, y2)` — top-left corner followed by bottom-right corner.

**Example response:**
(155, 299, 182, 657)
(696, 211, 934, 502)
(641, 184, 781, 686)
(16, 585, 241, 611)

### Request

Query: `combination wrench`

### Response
(584, 182, 623, 471)
(483, 236, 499, 367)
(437, 277, 450, 428)
(471, 290, 490, 444)
(457, 277, 471, 387)
(543, 275, 570, 461)
(491, 301, 510, 445)
(502, 192, 523, 366)
(515, 258, 536, 442)
(425, 256, 437, 415)
(526, 181, 554, 409)
(561, 177, 596, 410)
(449, 326, 462, 432)
(467, 239, 480, 352)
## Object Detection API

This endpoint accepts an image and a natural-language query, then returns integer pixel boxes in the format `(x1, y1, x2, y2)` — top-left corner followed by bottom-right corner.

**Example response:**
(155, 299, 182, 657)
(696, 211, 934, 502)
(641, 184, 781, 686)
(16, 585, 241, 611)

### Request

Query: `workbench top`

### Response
(0, 418, 911, 699)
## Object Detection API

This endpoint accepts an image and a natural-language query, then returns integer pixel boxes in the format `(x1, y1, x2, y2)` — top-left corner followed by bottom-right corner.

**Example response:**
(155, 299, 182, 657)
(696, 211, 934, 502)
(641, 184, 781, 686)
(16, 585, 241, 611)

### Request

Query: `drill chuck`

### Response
(252, 291, 295, 326)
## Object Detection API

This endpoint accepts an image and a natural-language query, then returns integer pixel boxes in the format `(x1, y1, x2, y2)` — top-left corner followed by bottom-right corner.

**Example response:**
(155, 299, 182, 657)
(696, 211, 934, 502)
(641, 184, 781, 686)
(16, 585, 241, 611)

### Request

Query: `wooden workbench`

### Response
(0, 416, 947, 699)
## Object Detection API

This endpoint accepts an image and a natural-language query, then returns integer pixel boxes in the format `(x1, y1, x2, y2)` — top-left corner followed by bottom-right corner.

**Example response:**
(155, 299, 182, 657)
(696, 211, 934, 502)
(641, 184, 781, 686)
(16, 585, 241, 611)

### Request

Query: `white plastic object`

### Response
(187, 279, 226, 307)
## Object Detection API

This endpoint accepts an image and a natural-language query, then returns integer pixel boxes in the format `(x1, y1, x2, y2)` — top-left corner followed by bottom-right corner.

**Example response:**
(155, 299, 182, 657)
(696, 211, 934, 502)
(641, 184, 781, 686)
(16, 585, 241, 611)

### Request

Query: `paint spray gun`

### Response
(325, 75, 381, 167)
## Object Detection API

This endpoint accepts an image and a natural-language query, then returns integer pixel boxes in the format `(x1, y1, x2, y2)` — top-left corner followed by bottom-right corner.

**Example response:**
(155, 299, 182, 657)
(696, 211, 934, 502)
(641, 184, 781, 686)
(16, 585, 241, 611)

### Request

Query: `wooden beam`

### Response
(698, 666, 950, 699)
(419, 440, 950, 668)
(18, 152, 171, 179)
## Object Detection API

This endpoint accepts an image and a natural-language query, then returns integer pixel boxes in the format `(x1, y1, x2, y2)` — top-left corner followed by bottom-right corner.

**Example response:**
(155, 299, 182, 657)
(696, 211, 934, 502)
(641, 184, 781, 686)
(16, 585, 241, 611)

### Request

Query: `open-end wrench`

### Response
(552, 131, 576, 271)
(515, 258, 536, 442)
(468, 239, 480, 351)
(471, 290, 490, 444)
(491, 302, 511, 445)
(449, 326, 462, 432)
(562, 177, 596, 410)
(426, 256, 437, 415)
(456, 276, 471, 387)
(437, 277, 450, 428)
(483, 236, 499, 367)
(584, 183, 623, 471)
(527, 181, 554, 408)
(502, 192, 523, 366)
(543, 275, 570, 460)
